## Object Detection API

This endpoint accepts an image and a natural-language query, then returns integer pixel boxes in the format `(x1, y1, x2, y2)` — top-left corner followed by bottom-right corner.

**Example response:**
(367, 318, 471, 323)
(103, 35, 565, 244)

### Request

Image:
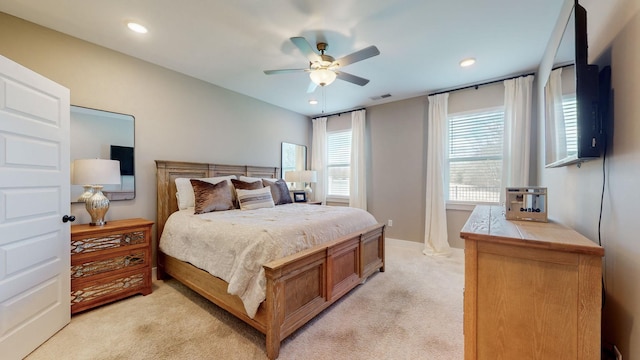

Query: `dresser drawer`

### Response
(71, 248, 150, 279)
(71, 267, 151, 313)
(71, 228, 148, 254)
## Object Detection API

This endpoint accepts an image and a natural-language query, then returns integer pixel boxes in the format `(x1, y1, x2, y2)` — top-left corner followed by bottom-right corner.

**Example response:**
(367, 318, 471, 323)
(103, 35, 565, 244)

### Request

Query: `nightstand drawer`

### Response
(71, 228, 147, 254)
(71, 248, 149, 279)
(71, 267, 151, 313)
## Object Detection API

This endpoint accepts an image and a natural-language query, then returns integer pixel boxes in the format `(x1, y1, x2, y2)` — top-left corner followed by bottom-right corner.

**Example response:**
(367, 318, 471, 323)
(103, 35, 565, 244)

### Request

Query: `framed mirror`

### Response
(281, 142, 306, 178)
(70, 105, 135, 202)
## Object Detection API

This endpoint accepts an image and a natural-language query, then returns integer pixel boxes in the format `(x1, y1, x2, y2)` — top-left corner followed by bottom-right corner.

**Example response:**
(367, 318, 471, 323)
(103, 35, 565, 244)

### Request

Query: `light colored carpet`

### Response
(27, 241, 464, 360)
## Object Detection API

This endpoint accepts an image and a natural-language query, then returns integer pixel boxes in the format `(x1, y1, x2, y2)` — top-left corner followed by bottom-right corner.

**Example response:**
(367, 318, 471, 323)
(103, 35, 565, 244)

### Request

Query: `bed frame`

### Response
(155, 160, 385, 359)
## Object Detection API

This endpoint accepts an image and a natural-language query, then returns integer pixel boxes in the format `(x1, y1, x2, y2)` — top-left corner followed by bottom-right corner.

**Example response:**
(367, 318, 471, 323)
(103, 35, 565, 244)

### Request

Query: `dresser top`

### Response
(460, 205, 604, 256)
(71, 218, 154, 236)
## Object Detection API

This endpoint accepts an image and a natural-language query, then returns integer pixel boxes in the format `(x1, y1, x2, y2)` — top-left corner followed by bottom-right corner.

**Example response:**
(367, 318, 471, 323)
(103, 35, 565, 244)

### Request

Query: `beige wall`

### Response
(0, 13, 310, 244)
(367, 97, 427, 243)
(537, 0, 640, 357)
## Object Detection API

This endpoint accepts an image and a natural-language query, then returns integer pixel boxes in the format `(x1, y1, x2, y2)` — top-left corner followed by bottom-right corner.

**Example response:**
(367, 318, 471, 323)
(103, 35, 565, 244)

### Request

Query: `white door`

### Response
(0, 55, 71, 359)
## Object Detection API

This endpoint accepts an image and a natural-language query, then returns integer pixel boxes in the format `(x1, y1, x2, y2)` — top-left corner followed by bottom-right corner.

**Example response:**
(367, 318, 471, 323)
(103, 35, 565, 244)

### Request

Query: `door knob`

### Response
(62, 215, 76, 223)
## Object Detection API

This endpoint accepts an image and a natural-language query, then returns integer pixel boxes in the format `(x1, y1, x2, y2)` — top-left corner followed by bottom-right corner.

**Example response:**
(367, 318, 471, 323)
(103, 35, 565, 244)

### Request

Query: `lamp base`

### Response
(86, 185, 110, 226)
(77, 185, 95, 203)
(305, 184, 313, 201)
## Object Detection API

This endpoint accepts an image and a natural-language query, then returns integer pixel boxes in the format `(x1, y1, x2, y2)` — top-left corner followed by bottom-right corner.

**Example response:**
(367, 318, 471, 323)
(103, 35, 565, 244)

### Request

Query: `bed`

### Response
(155, 160, 385, 359)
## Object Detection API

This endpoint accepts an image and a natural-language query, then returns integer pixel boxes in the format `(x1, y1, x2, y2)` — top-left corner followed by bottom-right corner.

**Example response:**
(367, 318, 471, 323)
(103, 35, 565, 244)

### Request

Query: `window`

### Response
(562, 94, 577, 155)
(327, 130, 351, 198)
(447, 108, 504, 203)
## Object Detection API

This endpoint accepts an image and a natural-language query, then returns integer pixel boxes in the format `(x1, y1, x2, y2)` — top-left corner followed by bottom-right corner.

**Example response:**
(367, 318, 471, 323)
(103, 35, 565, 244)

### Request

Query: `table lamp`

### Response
(72, 159, 121, 226)
(300, 170, 317, 197)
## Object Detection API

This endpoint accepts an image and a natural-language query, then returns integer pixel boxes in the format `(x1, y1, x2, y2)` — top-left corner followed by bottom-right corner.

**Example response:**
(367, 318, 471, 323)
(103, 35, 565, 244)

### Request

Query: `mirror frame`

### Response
(70, 105, 135, 202)
(281, 142, 307, 178)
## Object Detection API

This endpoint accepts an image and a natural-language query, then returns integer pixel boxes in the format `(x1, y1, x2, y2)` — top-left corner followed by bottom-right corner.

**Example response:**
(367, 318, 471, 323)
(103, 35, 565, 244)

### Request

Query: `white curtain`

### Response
(424, 93, 451, 256)
(349, 110, 367, 210)
(311, 117, 328, 204)
(544, 68, 567, 164)
(501, 75, 534, 203)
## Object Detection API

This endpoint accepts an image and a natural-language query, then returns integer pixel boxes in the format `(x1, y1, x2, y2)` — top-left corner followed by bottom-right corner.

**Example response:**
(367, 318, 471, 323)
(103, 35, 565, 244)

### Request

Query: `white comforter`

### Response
(159, 203, 378, 318)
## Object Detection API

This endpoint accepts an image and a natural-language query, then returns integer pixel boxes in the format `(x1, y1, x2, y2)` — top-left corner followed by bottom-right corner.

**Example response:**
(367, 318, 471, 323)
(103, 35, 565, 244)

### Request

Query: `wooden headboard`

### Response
(155, 160, 279, 237)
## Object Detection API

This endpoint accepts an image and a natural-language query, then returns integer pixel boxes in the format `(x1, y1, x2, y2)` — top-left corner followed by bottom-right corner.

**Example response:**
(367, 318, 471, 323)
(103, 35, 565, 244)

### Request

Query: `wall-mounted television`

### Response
(110, 145, 134, 175)
(544, 1, 605, 168)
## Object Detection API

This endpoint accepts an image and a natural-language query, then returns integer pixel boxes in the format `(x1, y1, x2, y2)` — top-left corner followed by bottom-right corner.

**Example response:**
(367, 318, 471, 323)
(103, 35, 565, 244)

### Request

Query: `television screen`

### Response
(543, 2, 601, 167)
(110, 145, 134, 175)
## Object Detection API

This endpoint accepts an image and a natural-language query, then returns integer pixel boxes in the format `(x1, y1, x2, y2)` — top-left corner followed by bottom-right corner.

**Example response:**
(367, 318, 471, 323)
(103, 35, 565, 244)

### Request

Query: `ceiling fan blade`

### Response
(336, 71, 370, 86)
(307, 81, 318, 93)
(263, 68, 308, 75)
(290, 37, 321, 63)
(333, 46, 380, 67)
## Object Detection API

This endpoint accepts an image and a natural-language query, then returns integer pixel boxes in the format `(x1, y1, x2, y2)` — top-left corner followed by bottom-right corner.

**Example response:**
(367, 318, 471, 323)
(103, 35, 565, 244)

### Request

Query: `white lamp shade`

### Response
(300, 170, 317, 183)
(284, 170, 301, 183)
(72, 159, 121, 185)
(309, 69, 337, 86)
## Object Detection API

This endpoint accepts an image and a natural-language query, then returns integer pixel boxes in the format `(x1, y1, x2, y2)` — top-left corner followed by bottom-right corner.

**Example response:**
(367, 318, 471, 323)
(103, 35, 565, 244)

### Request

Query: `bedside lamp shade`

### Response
(72, 159, 121, 186)
(72, 159, 121, 226)
(300, 170, 317, 184)
(285, 170, 302, 190)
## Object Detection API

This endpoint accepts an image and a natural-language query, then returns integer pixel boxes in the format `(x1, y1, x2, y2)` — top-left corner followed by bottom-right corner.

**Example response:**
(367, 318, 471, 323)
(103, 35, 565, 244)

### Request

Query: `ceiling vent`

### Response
(370, 93, 392, 101)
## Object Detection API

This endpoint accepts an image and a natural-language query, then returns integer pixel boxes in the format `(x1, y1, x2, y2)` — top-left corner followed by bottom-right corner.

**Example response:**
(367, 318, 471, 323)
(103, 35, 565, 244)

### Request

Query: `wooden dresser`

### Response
(460, 205, 604, 360)
(70, 218, 154, 314)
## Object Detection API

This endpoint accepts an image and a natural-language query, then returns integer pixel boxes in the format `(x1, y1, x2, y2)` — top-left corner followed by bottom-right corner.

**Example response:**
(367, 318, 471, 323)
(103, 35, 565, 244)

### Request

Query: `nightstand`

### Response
(70, 218, 154, 314)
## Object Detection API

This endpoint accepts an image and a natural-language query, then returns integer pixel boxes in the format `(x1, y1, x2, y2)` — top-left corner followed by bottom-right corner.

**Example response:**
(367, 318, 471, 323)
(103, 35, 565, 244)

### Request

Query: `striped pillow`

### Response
(236, 187, 275, 210)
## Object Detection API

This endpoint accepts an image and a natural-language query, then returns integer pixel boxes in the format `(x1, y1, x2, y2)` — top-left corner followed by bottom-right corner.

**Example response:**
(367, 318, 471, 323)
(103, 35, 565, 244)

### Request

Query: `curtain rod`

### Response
(427, 71, 536, 97)
(312, 107, 365, 120)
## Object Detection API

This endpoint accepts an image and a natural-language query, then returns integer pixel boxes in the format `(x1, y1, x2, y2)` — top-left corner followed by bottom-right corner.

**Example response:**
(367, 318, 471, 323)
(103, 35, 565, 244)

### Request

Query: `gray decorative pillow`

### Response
(190, 179, 234, 214)
(263, 178, 293, 205)
(236, 187, 275, 210)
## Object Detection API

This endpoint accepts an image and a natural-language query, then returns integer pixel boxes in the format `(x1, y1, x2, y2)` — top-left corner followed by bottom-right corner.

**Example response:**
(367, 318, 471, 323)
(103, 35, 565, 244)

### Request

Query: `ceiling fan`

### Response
(264, 37, 380, 93)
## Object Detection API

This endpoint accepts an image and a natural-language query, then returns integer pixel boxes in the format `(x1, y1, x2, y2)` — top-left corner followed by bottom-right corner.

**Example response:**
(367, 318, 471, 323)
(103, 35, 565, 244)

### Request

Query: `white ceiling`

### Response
(1, 0, 576, 117)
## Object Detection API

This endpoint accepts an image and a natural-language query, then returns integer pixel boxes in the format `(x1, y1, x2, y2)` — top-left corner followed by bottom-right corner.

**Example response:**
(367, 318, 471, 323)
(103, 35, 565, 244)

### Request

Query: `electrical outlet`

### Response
(614, 345, 622, 360)
(387, 219, 393, 227)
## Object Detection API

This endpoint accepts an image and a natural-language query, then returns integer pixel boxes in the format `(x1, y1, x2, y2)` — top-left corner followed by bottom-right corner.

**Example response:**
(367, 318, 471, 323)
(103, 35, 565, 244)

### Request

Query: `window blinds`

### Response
(448, 109, 504, 203)
(327, 130, 351, 197)
(563, 94, 577, 155)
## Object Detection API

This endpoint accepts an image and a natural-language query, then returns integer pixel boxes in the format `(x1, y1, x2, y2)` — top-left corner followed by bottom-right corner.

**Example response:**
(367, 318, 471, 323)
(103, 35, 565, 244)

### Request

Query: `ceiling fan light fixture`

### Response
(309, 69, 336, 87)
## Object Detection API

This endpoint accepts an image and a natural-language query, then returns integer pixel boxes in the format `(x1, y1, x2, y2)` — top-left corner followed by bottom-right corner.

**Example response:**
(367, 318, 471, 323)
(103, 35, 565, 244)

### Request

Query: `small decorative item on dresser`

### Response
(505, 187, 547, 222)
(70, 218, 154, 314)
(293, 191, 307, 202)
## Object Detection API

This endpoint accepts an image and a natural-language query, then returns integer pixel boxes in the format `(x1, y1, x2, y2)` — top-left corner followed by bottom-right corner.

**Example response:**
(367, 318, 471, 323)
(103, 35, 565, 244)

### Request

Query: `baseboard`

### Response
(387, 237, 464, 253)
(386, 238, 424, 250)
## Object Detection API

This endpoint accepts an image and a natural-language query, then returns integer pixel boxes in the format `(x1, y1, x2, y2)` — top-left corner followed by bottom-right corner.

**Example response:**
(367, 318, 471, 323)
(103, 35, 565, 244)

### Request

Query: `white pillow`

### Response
(240, 176, 277, 184)
(236, 187, 275, 210)
(175, 175, 236, 210)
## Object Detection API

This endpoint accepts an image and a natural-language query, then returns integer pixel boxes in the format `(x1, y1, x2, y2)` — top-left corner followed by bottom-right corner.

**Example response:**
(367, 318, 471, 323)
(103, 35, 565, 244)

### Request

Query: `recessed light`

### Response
(459, 58, 476, 67)
(309, 99, 318, 105)
(127, 22, 148, 34)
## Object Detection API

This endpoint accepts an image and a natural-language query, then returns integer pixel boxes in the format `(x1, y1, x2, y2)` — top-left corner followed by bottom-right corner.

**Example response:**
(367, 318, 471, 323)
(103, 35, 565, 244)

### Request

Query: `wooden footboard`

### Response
(159, 223, 384, 359)
(155, 160, 385, 359)
(264, 223, 384, 358)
